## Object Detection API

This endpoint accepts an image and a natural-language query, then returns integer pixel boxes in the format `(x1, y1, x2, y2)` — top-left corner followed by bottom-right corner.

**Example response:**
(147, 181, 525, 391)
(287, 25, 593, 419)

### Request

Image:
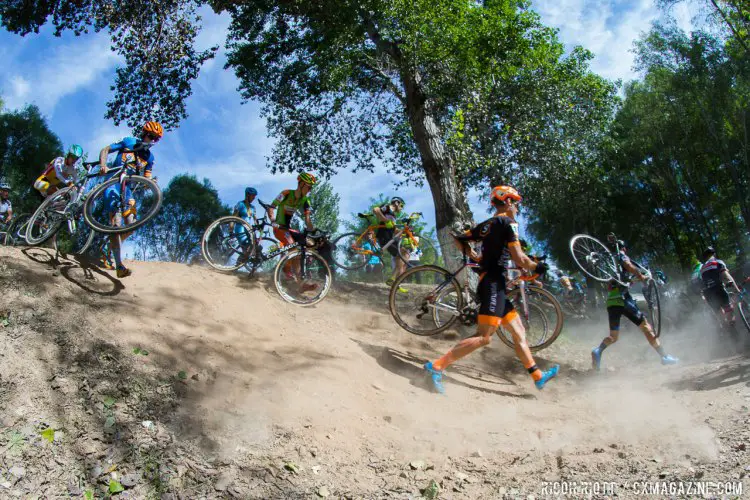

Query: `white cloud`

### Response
(0, 33, 120, 114)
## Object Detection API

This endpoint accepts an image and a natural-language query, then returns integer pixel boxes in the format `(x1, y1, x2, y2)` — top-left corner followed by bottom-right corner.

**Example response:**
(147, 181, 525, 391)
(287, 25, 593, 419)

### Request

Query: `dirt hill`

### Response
(0, 246, 748, 498)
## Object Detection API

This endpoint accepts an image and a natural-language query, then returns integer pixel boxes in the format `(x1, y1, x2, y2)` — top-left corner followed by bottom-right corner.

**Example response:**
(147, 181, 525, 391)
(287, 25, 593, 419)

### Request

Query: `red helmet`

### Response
(490, 185, 522, 204)
(142, 121, 164, 139)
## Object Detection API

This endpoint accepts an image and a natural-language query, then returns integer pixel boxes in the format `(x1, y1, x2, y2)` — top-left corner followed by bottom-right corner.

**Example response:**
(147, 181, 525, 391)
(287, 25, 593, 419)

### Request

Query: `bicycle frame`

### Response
(350, 212, 424, 261)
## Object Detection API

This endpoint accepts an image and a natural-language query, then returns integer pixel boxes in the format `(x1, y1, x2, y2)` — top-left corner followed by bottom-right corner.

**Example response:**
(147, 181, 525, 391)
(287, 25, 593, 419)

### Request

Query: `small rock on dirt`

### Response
(215, 472, 232, 491)
(455, 472, 468, 481)
(471, 450, 483, 458)
(317, 486, 330, 497)
(9, 466, 24, 479)
(120, 474, 139, 488)
(410, 460, 425, 470)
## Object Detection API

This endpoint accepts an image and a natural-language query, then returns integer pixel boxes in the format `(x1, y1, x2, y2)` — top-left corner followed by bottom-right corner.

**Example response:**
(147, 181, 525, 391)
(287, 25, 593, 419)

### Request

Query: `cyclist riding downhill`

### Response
(97, 121, 163, 279)
(33, 145, 85, 198)
(372, 196, 408, 292)
(0, 181, 12, 226)
(423, 185, 559, 394)
(234, 186, 258, 264)
(267, 172, 321, 293)
(591, 239, 678, 370)
(700, 246, 742, 330)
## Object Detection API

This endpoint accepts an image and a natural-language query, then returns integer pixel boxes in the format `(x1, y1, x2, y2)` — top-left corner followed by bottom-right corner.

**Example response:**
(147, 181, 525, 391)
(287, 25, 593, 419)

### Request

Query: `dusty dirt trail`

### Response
(1, 245, 749, 498)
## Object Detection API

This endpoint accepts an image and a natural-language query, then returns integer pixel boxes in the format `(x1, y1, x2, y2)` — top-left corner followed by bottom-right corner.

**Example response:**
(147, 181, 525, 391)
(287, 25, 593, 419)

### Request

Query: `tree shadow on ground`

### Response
(667, 355, 750, 392)
(351, 338, 535, 399)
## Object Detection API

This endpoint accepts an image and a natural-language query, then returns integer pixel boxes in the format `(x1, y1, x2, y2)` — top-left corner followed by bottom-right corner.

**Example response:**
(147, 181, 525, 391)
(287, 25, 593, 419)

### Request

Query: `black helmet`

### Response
(702, 246, 716, 261)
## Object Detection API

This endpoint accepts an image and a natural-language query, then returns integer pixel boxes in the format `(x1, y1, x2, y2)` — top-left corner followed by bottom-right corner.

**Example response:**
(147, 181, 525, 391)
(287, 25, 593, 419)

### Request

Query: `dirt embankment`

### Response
(0, 246, 749, 499)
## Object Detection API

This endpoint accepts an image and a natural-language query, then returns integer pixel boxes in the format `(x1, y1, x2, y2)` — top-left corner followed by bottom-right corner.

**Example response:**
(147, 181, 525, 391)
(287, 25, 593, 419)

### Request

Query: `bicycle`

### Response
(1, 214, 31, 246)
(201, 200, 333, 306)
(25, 162, 102, 250)
(331, 212, 441, 271)
(703, 277, 750, 336)
(387, 250, 564, 352)
(569, 232, 662, 337)
(200, 199, 280, 274)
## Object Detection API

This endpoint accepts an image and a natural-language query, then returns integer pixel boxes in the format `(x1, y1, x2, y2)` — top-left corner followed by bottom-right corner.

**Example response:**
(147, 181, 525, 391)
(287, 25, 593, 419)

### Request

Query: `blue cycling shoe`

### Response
(591, 348, 602, 371)
(535, 364, 560, 390)
(661, 354, 678, 365)
(423, 362, 445, 394)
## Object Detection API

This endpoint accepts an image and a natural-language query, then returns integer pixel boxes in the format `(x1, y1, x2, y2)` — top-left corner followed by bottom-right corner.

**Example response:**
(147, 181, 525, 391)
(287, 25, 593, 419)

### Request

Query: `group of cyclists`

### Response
(1, 122, 747, 397)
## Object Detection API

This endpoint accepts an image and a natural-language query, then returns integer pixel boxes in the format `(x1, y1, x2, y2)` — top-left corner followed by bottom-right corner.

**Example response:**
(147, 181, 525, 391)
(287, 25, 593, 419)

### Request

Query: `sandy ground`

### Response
(0, 245, 749, 499)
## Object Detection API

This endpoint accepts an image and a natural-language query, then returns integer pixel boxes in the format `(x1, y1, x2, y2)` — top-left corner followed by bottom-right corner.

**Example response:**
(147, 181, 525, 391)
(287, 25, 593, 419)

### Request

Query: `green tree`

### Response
(0, 105, 64, 213)
(291, 182, 340, 235)
(133, 174, 228, 263)
(0, 0, 615, 269)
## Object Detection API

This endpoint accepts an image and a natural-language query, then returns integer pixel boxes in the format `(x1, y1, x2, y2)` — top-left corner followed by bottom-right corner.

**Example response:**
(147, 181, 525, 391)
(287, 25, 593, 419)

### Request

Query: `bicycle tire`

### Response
(645, 279, 662, 338)
(243, 236, 279, 274)
(398, 234, 441, 267)
(201, 216, 257, 272)
(83, 175, 162, 234)
(497, 286, 565, 352)
(389, 264, 463, 336)
(273, 248, 332, 306)
(736, 294, 750, 335)
(25, 186, 76, 245)
(53, 217, 96, 257)
(8, 214, 31, 246)
(331, 231, 369, 270)
(570, 234, 618, 283)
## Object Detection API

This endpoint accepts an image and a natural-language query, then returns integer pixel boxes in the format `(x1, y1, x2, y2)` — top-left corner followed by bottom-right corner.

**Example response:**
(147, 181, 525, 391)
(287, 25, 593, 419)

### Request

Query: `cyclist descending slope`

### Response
(591, 240, 678, 370)
(233, 186, 259, 265)
(97, 121, 164, 278)
(33, 145, 85, 197)
(423, 185, 559, 394)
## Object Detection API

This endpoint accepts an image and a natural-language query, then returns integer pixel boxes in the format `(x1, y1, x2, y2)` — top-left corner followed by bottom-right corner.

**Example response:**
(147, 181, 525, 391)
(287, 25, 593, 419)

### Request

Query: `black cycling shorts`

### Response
(607, 293, 645, 330)
(376, 227, 398, 257)
(477, 274, 515, 324)
(703, 286, 730, 312)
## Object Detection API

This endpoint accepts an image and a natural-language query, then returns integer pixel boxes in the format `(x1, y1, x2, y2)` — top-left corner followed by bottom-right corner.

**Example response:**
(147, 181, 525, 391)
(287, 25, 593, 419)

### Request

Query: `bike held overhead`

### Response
(423, 185, 558, 395)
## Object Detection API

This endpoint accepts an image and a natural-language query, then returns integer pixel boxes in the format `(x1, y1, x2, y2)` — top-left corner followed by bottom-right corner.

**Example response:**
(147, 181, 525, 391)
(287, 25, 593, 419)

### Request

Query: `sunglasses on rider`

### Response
(145, 132, 161, 142)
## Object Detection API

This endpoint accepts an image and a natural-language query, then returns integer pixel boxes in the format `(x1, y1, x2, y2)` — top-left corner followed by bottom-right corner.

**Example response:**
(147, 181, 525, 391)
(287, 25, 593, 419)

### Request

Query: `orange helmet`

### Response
(490, 185, 522, 204)
(142, 121, 164, 139)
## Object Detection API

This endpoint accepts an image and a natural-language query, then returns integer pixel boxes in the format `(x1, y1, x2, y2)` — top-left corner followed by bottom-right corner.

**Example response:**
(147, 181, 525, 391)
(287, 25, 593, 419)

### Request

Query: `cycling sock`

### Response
(654, 345, 667, 357)
(525, 361, 543, 382)
(597, 341, 609, 352)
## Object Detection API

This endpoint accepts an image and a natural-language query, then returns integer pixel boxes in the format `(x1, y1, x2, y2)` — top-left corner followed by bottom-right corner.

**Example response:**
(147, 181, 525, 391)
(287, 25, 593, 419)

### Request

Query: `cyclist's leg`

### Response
(592, 306, 622, 369)
(273, 227, 297, 277)
(33, 174, 52, 197)
(624, 295, 677, 363)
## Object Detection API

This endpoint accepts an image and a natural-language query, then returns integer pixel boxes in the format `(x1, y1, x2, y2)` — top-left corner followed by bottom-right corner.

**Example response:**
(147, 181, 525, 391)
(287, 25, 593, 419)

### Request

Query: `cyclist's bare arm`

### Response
(721, 269, 742, 293)
(509, 244, 542, 273)
(451, 233, 480, 261)
(304, 212, 314, 232)
(622, 259, 646, 281)
(99, 145, 111, 172)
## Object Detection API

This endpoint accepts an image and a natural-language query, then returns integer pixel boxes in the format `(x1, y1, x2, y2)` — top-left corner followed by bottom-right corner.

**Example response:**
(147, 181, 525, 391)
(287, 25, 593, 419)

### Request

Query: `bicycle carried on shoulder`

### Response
(387, 250, 564, 352)
(569, 232, 662, 337)
(200, 200, 333, 306)
(331, 212, 441, 271)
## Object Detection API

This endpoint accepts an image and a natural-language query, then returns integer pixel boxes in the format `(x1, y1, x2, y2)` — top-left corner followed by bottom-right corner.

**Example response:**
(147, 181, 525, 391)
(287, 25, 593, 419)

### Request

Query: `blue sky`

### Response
(0, 0, 696, 249)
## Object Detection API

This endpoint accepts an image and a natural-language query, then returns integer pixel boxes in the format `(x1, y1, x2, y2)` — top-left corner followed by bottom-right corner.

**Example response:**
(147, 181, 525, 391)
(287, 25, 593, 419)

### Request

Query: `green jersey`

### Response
(272, 189, 311, 228)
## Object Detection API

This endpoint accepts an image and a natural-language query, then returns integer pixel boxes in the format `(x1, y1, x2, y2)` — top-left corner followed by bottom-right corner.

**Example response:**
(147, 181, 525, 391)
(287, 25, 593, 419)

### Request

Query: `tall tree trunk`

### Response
(401, 69, 474, 271)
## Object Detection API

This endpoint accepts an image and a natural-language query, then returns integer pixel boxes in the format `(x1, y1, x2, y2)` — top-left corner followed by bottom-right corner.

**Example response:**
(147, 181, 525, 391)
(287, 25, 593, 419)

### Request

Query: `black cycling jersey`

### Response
(456, 215, 519, 278)
(700, 257, 727, 290)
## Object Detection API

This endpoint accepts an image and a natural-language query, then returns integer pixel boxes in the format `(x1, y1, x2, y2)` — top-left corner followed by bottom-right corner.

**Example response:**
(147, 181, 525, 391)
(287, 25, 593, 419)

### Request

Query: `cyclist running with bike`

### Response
(423, 185, 559, 394)
(591, 239, 678, 370)
(700, 246, 742, 326)
(33, 145, 85, 197)
(372, 196, 410, 290)
(97, 121, 163, 278)
(0, 182, 12, 226)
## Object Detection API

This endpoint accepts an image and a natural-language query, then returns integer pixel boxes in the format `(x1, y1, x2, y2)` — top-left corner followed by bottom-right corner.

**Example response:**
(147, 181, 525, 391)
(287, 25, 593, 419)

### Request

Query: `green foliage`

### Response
(291, 182, 341, 235)
(132, 174, 229, 263)
(0, 105, 63, 213)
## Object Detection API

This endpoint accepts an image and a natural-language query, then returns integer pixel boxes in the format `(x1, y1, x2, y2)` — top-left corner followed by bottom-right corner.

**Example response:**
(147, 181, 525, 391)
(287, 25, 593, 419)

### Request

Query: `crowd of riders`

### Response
(0, 123, 747, 396)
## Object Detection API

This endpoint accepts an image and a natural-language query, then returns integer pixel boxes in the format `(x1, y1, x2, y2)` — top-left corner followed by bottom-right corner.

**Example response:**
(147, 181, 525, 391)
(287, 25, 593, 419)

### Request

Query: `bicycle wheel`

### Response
(398, 235, 441, 267)
(244, 236, 278, 274)
(7, 214, 31, 246)
(331, 232, 369, 270)
(570, 234, 618, 283)
(735, 293, 750, 334)
(273, 249, 332, 306)
(83, 175, 162, 234)
(389, 264, 463, 336)
(53, 212, 96, 256)
(25, 187, 76, 245)
(497, 286, 564, 352)
(201, 216, 256, 272)
(644, 279, 662, 338)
